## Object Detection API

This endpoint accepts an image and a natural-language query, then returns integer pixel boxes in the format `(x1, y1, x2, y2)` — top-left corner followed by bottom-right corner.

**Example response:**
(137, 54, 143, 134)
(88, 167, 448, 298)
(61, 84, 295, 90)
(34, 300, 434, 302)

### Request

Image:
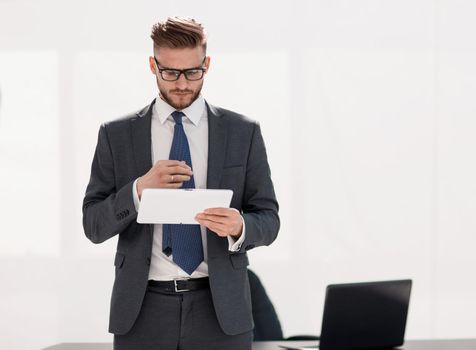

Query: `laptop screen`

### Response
(319, 279, 412, 350)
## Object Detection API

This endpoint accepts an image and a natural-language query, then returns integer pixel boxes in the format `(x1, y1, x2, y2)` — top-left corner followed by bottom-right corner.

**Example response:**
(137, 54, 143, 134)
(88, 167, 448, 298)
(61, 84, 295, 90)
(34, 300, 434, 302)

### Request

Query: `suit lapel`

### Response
(131, 100, 154, 177)
(206, 102, 230, 256)
(206, 102, 227, 189)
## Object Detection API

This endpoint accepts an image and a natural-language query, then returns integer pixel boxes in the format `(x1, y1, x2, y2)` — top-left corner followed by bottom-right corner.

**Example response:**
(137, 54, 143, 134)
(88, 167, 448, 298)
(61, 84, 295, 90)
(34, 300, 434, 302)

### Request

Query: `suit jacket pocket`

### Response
(229, 253, 249, 269)
(114, 252, 125, 268)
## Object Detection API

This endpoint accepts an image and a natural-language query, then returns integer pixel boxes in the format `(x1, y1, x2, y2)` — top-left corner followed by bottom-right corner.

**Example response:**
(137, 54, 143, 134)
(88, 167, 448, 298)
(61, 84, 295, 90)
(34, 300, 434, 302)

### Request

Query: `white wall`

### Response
(1, 0, 475, 349)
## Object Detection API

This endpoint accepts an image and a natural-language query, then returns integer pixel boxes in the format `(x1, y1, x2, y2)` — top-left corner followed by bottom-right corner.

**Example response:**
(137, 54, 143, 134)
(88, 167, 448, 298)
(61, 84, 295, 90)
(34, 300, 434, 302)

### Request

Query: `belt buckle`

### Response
(173, 278, 190, 292)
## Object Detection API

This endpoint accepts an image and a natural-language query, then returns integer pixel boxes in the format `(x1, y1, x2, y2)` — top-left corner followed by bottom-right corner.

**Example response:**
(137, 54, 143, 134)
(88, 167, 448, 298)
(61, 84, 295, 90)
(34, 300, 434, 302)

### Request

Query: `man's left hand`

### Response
(195, 208, 243, 238)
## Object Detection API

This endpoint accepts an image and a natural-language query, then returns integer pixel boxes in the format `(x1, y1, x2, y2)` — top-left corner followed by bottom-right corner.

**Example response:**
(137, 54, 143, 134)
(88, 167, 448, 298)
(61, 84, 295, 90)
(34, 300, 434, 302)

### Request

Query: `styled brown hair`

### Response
(151, 17, 207, 53)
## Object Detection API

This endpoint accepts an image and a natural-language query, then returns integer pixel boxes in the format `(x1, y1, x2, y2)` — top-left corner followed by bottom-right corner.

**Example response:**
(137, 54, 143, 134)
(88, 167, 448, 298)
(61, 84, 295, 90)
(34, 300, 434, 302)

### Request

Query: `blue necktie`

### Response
(162, 111, 204, 275)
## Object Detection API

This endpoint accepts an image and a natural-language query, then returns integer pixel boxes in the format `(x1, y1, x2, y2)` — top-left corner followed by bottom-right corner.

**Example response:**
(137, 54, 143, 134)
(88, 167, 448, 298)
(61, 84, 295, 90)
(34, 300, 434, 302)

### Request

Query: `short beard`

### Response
(157, 78, 203, 110)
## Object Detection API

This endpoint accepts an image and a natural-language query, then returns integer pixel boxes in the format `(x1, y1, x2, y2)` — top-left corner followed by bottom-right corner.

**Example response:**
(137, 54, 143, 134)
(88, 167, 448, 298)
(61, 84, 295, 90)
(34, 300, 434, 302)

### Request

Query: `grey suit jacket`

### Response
(82, 99, 279, 336)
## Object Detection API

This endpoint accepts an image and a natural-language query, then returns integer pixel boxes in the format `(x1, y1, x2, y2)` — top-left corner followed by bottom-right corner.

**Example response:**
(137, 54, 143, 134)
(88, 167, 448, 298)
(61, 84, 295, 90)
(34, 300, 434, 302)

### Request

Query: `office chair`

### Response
(248, 269, 284, 340)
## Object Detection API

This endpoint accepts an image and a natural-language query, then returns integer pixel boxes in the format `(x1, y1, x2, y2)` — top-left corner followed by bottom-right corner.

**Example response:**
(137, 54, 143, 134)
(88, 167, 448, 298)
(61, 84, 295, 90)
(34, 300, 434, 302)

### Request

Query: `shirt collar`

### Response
(154, 94, 205, 126)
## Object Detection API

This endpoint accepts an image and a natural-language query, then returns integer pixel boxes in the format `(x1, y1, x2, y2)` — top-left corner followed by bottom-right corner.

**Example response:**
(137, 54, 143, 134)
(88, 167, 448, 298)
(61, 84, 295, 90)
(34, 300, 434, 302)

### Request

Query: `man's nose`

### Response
(175, 73, 189, 89)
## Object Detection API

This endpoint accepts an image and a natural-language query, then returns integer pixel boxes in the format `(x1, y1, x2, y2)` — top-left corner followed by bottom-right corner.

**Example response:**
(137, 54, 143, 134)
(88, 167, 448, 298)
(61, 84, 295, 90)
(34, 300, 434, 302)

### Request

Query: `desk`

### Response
(43, 339, 476, 350)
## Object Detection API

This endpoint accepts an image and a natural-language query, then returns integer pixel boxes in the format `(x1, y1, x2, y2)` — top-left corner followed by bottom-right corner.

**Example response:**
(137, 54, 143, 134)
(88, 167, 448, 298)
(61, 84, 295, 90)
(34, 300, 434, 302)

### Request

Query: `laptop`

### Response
(280, 279, 412, 350)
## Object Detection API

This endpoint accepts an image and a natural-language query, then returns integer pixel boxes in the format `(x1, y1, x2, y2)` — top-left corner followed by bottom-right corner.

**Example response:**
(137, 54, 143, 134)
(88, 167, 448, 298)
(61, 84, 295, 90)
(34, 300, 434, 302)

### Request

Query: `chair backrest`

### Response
(247, 269, 284, 341)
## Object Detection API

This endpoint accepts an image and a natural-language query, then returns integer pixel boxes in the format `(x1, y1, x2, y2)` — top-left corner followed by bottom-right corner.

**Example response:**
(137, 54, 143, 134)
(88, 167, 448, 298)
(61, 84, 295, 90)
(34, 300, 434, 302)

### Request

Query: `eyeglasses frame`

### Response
(153, 56, 207, 81)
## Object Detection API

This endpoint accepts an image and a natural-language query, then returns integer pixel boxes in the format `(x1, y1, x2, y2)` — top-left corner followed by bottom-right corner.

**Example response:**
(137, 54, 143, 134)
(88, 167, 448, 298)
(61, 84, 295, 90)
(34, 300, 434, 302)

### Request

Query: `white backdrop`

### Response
(1, 1, 475, 349)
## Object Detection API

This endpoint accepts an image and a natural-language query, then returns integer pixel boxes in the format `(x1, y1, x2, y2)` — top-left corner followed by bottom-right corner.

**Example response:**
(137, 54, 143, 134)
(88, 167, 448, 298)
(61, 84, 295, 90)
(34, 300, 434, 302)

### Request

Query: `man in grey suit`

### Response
(82, 16, 279, 350)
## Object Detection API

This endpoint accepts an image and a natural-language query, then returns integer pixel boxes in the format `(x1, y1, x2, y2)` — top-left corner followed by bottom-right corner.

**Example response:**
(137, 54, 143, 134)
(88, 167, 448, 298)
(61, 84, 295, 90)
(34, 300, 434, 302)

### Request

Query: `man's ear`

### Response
(148, 56, 157, 75)
(204, 56, 211, 73)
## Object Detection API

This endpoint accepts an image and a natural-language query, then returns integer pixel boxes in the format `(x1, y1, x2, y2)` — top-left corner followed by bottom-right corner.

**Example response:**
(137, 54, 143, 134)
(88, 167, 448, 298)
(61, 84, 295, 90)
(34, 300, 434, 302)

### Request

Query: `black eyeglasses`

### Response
(154, 56, 207, 81)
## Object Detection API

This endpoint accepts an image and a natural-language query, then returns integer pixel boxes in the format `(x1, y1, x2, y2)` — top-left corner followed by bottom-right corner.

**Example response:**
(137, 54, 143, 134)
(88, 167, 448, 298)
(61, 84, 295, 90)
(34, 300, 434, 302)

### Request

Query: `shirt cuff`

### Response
(228, 216, 246, 252)
(132, 178, 141, 212)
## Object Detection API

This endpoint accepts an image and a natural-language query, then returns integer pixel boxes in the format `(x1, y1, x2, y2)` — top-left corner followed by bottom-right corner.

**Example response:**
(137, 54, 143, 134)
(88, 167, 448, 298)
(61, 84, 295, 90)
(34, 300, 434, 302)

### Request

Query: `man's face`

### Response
(149, 46, 210, 110)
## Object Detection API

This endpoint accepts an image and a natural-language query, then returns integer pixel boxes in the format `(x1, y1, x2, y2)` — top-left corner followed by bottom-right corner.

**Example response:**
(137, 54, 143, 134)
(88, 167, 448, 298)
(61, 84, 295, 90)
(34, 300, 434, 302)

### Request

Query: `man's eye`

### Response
(164, 70, 179, 77)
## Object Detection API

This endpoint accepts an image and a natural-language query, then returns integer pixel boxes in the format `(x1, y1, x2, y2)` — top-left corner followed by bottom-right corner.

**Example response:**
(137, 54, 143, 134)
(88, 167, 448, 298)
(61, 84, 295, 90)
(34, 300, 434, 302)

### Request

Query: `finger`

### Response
(170, 175, 191, 183)
(156, 160, 189, 168)
(168, 165, 193, 176)
(196, 216, 228, 226)
(160, 173, 189, 183)
(160, 173, 172, 182)
(167, 160, 192, 170)
(195, 214, 232, 225)
(166, 160, 190, 168)
(161, 182, 183, 188)
(155, 160, 192, 173)
(196, 219, 229, 235)
(195, 214, 224, 224)
(203, 208, 233, 216)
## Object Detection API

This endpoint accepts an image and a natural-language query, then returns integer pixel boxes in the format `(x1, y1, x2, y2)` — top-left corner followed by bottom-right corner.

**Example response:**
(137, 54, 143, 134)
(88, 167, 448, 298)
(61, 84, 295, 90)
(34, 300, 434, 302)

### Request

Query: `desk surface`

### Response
(43, 339, 476, 350)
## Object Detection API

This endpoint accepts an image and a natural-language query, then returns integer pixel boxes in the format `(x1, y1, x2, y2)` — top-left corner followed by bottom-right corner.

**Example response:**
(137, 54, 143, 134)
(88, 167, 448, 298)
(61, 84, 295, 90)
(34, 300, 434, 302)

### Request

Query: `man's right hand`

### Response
(136, 160, 193, 199)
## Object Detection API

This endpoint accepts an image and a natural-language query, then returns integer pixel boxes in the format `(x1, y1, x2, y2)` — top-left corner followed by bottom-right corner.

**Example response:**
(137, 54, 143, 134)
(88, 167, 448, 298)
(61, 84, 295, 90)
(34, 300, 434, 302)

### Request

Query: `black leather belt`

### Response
(148, 277, 210, 293)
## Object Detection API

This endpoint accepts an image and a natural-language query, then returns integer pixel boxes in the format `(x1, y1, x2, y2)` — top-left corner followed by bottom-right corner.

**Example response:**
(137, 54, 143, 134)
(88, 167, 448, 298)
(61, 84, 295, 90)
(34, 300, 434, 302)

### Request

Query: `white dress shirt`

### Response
(132, 95, 246, 281)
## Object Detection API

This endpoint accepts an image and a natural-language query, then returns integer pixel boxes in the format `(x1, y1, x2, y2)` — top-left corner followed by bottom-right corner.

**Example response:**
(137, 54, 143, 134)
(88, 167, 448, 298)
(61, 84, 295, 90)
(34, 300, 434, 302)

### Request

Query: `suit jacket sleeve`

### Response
(238, 122, 280, 253)
(82, 123, 137, 244)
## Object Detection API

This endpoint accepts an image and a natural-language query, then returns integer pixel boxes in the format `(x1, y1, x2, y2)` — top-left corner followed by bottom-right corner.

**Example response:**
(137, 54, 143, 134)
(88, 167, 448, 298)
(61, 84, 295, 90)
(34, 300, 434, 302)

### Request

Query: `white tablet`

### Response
(137, 189, 233, 224)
